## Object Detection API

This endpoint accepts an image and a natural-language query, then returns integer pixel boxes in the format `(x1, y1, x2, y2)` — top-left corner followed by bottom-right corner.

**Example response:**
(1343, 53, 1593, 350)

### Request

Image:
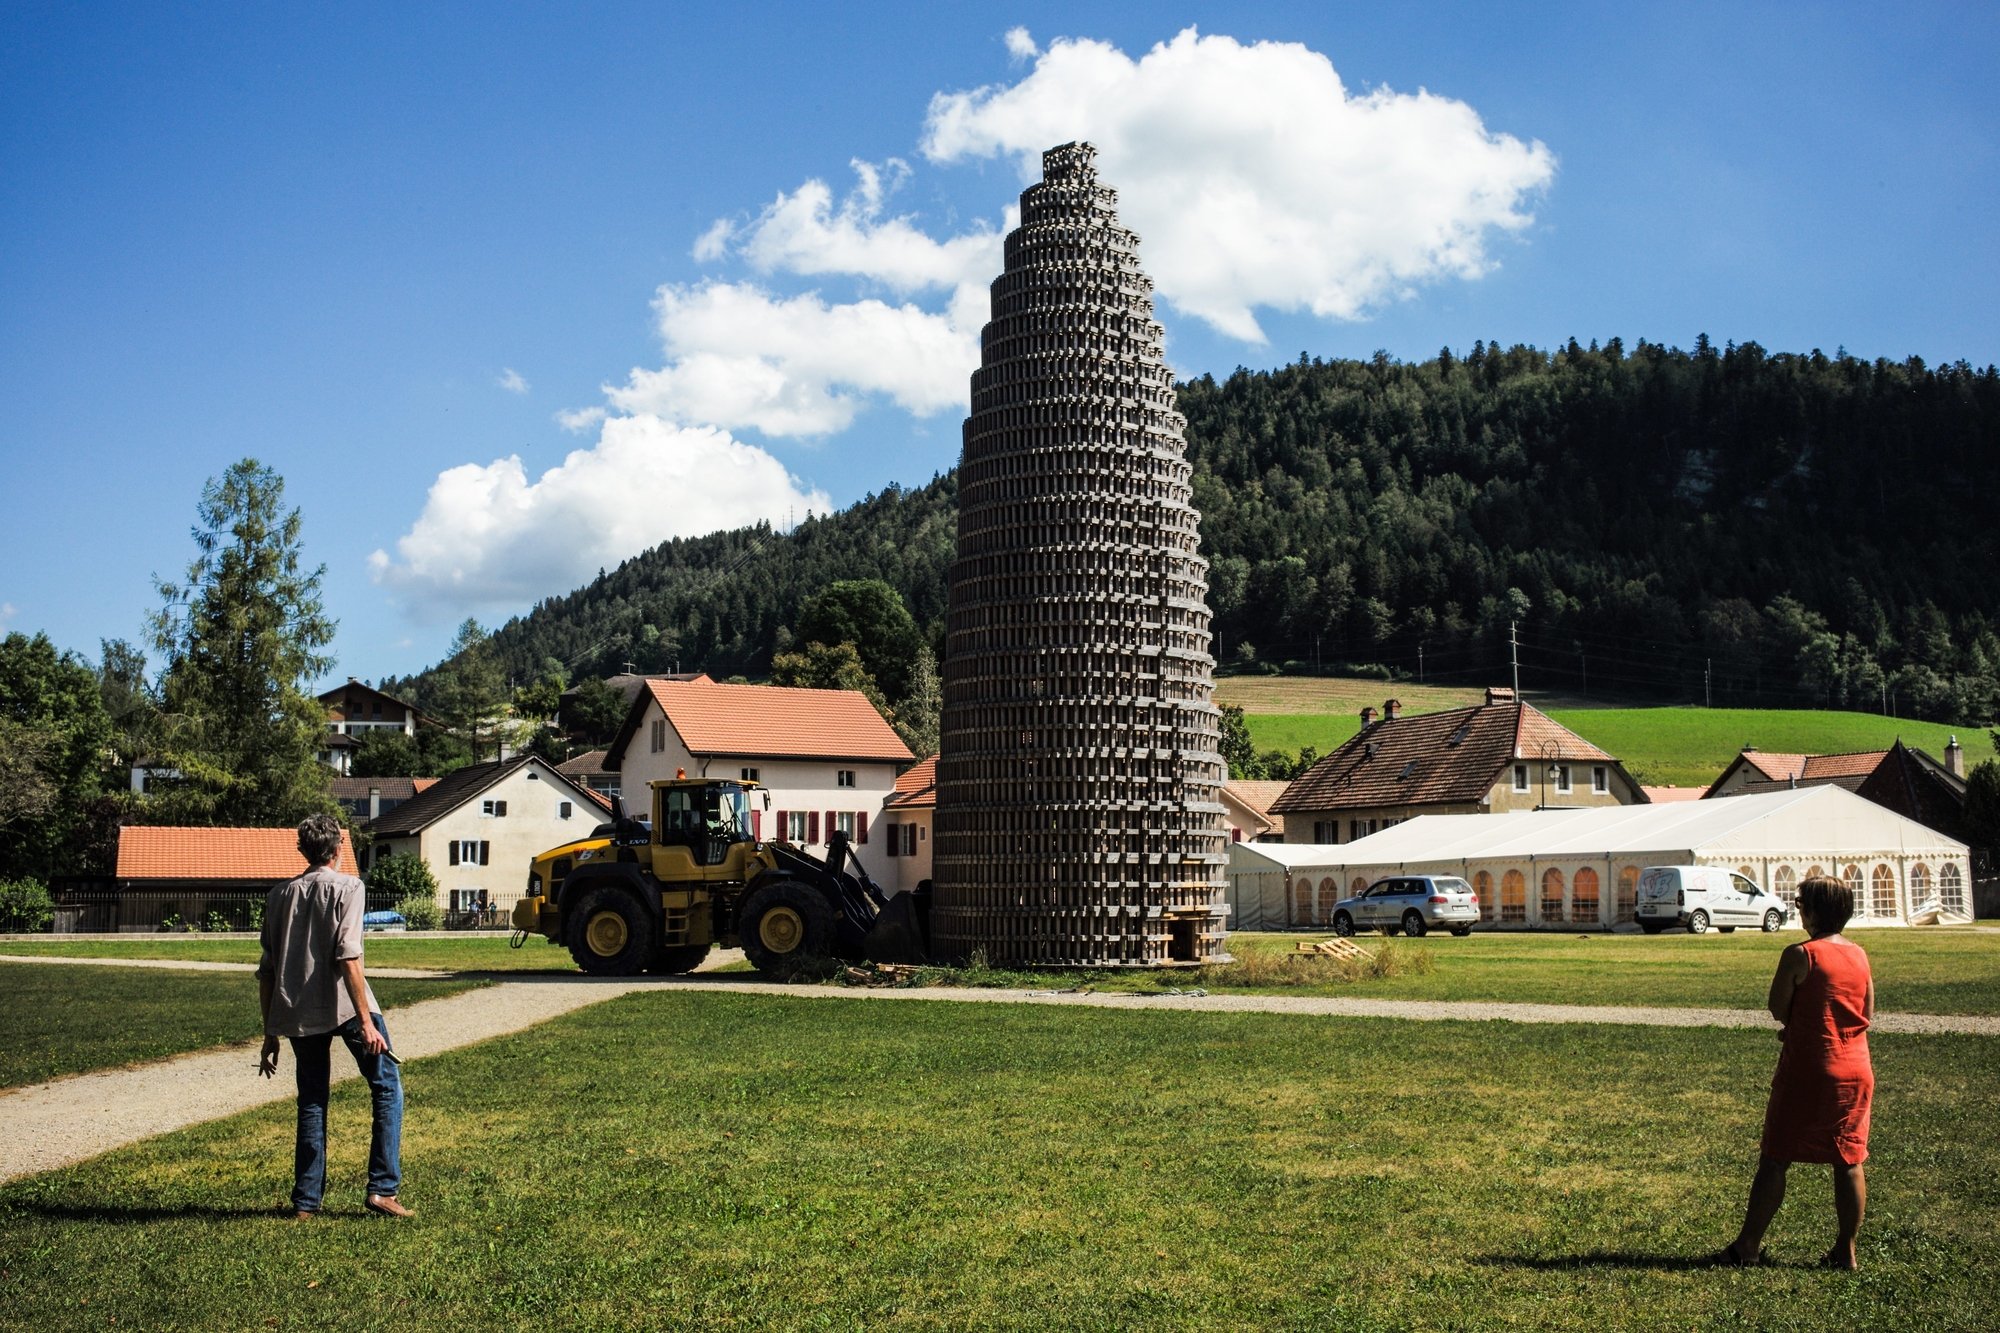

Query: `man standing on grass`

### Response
(257, 813, 412, 1220)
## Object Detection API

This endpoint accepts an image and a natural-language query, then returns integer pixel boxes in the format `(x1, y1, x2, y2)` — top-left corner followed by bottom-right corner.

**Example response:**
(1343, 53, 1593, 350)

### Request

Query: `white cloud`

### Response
(1004, 27, 1039, 62)
(497, 368, 530, 394)
(554, 405, 607, 433)
(922, 27, 1557, 341)
(733, 159, 1003, 294)
(606, 281, 978, 437)
(0, 601, 16, 631)
(369, 413, 830, 612)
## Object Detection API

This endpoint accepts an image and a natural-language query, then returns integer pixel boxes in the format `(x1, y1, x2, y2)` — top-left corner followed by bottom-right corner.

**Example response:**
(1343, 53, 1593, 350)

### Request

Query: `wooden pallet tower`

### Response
(931, 141, 1231, 968)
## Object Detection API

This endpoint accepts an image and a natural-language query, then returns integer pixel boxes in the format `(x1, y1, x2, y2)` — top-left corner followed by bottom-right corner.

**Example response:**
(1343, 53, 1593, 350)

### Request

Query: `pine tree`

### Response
(146, 459, 336, 826)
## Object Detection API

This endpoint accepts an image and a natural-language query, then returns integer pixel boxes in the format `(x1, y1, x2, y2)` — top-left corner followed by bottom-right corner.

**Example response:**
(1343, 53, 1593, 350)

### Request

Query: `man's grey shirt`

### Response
(258, 866, 378, 1038)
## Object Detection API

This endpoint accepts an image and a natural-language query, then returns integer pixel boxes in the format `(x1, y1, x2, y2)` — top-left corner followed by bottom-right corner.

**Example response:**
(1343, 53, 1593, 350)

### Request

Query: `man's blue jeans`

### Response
(289, 1011, 402, 1213)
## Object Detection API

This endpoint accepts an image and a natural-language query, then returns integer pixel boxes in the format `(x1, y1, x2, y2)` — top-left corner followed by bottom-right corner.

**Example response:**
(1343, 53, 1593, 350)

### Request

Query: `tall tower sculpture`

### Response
(931, 142, 1230, 968)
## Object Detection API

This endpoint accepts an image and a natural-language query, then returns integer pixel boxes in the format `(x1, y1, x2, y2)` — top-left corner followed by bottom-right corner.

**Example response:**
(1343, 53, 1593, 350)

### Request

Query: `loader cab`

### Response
(649, 777, 767, 872)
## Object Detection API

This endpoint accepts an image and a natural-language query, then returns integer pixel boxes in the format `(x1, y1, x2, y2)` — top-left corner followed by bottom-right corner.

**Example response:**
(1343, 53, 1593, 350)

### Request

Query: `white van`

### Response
(1634, 866, 1792, 935)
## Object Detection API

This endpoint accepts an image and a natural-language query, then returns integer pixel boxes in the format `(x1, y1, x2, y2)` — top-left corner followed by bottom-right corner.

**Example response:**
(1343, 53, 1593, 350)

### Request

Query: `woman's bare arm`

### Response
(1768, 943, 1809, 1025)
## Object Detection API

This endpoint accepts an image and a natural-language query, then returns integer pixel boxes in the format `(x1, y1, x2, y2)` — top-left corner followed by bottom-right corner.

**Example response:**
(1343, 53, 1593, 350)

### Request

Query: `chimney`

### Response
(1743, 744, 1758, 753)
(1359, 706, 1377, 727)
(1484, 686, 1516, 706)
(368, 785, 382, 821)
(1384, 698, 1402, 721)
(1947, 735, 1965, 778)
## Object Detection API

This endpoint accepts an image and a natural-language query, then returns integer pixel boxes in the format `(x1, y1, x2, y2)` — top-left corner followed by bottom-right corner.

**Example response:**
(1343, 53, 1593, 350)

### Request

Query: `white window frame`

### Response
(741, 767, 759, 782)
(1513, 764, 1529, 793)
(785, 811, 809, 841)
(481, 798, 507, 817)
(836, 769, 856, 788)
(1592, 766, 1608, 794)
(835, 811, 856, 839)
(1555, 764, 1572, 794)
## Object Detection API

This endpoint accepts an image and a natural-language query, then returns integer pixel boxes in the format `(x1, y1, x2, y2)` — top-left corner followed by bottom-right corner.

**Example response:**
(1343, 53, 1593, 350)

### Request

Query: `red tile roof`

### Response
(1270, 700, 1626, 814)
(632, 679, 914, 764)
(884, 755, 937, 808)
(1801, 751, 1891, 780)
(1736, 752, 1808, 782)
(1223, 780, 1291, 819)
(116, 826, 359, 881)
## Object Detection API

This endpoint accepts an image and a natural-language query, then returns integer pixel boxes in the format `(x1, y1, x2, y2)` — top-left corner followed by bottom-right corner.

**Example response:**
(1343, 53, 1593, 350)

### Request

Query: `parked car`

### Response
(361, 909, 408, 932)
(1331, 875, 1479, 938)
(1634, 866, 1790, 934)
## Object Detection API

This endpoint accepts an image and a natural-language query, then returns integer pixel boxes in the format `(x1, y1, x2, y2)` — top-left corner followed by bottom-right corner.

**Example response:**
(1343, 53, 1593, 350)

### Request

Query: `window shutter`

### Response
(480, 841, 490, 866)
(856, 812, 869, 845)
(824, 810, 835, 842)
(775, 809, 788, 841)
(808, 810, 820, 843)
(495, 800, 507, 817)
(449, 841, 460, 866)
(751, 809, 762, 840)
(884, 822, 898, 856)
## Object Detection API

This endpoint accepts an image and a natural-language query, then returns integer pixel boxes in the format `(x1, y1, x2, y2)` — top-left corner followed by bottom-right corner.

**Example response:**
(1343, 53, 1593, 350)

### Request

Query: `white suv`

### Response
(1634, 866, 1791, 935)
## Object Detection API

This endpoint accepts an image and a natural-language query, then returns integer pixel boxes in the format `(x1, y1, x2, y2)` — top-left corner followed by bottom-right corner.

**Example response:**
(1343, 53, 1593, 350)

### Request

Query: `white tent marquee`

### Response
(1226, 785, 1972, 932)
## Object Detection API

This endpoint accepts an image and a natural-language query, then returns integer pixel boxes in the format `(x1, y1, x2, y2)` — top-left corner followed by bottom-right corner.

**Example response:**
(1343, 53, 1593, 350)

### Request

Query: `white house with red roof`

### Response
(603, 677, 916, 881)
(878, 754, 936, 893)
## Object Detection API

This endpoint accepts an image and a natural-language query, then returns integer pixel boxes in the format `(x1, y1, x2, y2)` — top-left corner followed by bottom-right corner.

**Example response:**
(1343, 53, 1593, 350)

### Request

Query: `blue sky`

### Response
(3, 2, 1996, 686)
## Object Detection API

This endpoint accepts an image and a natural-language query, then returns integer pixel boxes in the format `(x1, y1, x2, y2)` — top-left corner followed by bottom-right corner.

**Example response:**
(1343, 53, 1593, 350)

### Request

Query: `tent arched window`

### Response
(1318, 877, 1339, 923)
(1501, 870, 1527, 923)
(1773, 865, 1797, 907)
(1870, 864, 1897, 919)
(1737, 865, 1758, 887)
(1909, 862, 1931, 904)
(1475, 870, 1495, 922)
(1616, 867, 1639, 924)
(1843, 865, 1864, 913)
(1351, 876, 1368, 896)
(1290, 876, 1311, 925)
(1940, 863, 1966, 915)
(1541, 868, 1566, 924)
(1572, 867, 1600, 925)
(1805, 865, 1826, 882)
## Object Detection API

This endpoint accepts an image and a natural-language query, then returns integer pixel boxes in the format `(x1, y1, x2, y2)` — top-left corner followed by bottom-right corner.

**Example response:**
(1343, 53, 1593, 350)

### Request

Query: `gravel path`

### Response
(0, 953, 452, 979)
(2, 956, 1993, 1186)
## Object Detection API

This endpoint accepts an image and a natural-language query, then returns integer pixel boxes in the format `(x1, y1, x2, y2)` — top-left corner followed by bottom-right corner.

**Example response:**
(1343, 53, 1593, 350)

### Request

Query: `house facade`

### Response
(367, 755, 603, 915)
(877, 754, 936, 895)
(605, 677, 915, 882)
(316, 679, 426, 775)
(1271, 688, 1646, 843)
(1221, 780, 1289, 843)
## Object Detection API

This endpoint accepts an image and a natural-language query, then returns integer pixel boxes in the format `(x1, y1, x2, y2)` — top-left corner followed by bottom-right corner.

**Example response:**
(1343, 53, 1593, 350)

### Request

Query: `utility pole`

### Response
(1418, 643, 1424, 684)
(1705, 659, 1712, 709)
(1510, 621, 1520, 698)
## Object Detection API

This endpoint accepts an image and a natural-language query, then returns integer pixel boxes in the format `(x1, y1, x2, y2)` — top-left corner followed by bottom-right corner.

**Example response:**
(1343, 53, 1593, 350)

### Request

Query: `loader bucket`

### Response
(861, 885, 932, 965)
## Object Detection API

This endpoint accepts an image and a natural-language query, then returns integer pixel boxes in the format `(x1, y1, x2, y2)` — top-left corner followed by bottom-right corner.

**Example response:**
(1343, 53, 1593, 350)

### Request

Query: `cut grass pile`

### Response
(1221, 676, 1996, 787)
(0, 991, 1993, 1330)
(0, 964, 486, 1088)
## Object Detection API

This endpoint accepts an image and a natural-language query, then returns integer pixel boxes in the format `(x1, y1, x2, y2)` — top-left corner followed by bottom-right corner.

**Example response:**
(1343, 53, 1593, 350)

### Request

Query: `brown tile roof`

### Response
(557, 749, 610, 776)
(116, 826, 358, 880)
(611, 679, 914, 767)
(1707, 749, 1888, 797)
(884, 755, 938, 809)
(367, 756, 598, 837)
(1269, 700, 1626, 815)
(1801, 751, 1891, 780)
(329, 777, 424, 803)
(1736, 752, 1809, 781)
(1223, 780, 1292, 819)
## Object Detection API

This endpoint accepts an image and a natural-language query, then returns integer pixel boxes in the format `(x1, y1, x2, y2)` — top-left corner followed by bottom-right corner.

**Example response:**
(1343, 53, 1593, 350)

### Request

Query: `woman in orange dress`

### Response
(1720, 875, 1874, 1269)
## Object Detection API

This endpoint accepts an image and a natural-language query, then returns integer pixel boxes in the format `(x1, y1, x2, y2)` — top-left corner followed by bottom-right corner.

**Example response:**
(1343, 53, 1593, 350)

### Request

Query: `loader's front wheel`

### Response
(567, 885, 654, 976)
(739, 880, 836, 977)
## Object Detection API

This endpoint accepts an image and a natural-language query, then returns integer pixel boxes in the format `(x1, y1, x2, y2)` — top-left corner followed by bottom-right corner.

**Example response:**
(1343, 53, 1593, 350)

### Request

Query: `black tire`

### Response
(1762, 910, 1783, 933)
(738, 879, 837, 977)
(1639, 922, 1664, 935)
(1332, 911, 1355, 937)
(1450, 925, 1473, 937)
(647, 943, 711, 975)
(1688, 909, 1710, 935)
(1402, 910, 1427, 938)
(567, 885, 654, 975)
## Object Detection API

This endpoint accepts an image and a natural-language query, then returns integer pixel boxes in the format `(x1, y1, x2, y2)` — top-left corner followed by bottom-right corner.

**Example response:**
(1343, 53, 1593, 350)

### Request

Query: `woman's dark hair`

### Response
(297, 813, 344, 868)
(1795, 875, 1854, 933)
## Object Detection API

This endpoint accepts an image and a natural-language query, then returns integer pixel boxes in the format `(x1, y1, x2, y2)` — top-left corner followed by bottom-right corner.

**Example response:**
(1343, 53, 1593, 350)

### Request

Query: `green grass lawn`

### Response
(0, 964, 486, 1088)
(0, 992, 1992, 1330)
(0, 933, 579, 973)
(1198, 929, 2000, 1016)
(8, 929, 1997, 1017)
(1229, 676, 1995, 788)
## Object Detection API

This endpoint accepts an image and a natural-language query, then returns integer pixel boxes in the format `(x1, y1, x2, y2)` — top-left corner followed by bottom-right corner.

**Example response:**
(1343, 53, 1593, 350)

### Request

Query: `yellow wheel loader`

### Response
(510, 777, 931, 978)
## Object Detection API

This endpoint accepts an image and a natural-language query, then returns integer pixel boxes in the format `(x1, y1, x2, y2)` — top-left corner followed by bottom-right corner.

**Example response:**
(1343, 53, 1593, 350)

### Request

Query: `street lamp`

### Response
(1538, 741, 1567, 811)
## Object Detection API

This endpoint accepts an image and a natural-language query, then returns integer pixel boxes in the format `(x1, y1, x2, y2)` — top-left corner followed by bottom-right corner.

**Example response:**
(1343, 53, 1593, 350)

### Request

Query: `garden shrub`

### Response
(0, 877, 55, 932)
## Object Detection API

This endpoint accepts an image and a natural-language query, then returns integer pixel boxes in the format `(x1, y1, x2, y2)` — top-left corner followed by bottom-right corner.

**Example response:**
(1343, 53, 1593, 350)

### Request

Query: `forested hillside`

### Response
(393, 339, 2000, 725)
